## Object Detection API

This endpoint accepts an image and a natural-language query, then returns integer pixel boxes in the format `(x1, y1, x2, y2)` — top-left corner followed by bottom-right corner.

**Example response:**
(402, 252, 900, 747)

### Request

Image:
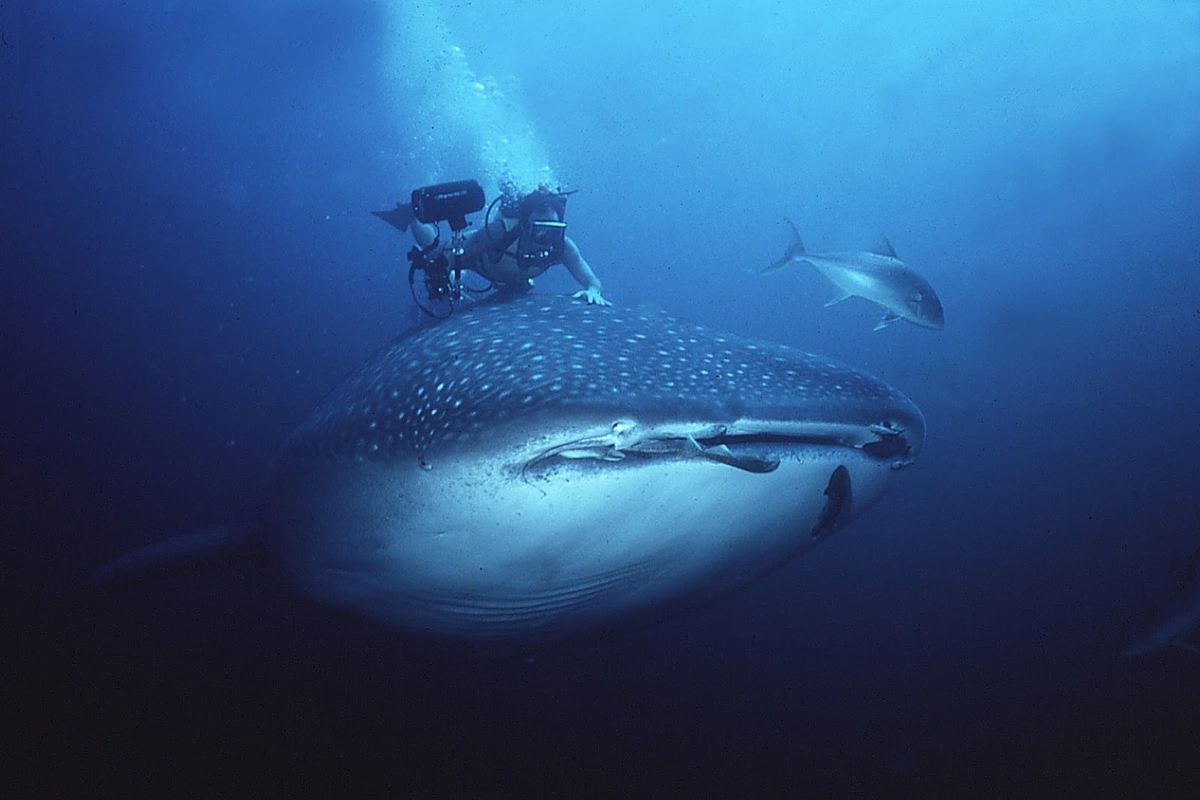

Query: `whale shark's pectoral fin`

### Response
(873, 311, 903, 331)
(824, 291, 854, 308)
(811, 464, 852, 538)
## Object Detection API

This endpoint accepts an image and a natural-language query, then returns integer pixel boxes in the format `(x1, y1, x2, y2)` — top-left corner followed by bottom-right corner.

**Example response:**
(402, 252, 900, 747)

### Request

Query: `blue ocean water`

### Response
(3, 1, 1199, 795)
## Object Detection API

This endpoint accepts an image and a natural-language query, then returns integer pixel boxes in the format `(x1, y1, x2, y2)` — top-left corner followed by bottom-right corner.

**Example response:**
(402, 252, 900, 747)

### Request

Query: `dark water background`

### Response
(4, 2, 1200, 795)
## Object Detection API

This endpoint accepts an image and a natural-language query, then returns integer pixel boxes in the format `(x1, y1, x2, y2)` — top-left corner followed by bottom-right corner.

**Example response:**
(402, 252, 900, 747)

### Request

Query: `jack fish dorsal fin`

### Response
(870, 235, 898, 259)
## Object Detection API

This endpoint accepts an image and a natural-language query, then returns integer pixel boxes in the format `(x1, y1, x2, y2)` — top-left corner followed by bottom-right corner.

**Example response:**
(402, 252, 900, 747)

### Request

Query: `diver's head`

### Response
(513, 191, 567, 265)
(490, 183, 574, 266)
(525, 205, 561, 224)
(500, 183, 570, 224)
(517, 219, 567, 266)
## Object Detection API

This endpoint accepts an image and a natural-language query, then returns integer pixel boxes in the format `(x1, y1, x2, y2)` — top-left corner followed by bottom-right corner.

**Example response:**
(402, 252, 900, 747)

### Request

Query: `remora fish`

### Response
(762, 219, 945, 331)
(86, 294, 925, 645)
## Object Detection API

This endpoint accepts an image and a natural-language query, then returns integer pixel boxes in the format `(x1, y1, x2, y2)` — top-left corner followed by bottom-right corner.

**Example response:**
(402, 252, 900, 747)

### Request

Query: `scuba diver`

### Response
(374, 179, 610, 319)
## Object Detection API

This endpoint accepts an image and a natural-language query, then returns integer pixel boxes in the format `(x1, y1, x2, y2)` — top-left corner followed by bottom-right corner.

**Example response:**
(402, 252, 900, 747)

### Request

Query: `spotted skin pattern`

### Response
(283, 294, 923, 465)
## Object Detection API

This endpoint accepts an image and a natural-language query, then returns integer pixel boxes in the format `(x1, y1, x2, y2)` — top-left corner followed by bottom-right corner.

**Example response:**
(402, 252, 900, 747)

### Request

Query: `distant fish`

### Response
(1123, 505, 1200, 657)
(762, 219, 945, 331)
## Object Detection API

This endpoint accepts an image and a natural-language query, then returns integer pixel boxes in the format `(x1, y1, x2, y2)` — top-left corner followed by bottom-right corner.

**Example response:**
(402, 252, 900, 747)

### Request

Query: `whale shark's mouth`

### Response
(523, 417, 919, 479)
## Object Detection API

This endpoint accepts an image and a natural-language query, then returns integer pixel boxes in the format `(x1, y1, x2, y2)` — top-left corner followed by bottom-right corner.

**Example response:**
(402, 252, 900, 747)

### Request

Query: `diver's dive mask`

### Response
(517, 219, 567, 264)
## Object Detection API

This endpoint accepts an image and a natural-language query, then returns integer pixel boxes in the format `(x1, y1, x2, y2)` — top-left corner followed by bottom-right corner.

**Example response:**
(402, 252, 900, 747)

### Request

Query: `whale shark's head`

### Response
(270, 294, 924, 644)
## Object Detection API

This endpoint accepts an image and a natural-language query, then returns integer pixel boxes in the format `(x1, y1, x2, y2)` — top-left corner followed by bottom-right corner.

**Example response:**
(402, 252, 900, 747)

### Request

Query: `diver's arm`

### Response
(454, 220, 505, 276)
(459, 220, 504, 259)
(411, 220, 438, 249)
(562, 237, 611, 306)
(411, 222, 492, 276)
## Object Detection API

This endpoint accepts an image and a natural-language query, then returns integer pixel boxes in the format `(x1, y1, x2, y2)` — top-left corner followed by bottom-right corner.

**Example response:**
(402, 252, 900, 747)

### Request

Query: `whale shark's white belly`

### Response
(272, 444, 896, 643)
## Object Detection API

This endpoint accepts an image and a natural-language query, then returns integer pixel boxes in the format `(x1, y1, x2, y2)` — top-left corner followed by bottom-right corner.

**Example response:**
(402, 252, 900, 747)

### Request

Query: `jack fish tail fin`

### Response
(760, 217, 807, 275)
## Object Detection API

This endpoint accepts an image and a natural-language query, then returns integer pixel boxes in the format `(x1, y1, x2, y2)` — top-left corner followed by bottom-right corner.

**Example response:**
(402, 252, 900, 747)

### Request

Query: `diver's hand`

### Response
(573, 288, 612, 306)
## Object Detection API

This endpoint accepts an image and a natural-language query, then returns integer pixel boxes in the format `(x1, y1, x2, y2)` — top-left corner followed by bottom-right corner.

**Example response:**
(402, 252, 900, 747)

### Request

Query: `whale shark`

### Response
(762, 219, 945, 331)
(88, 293, 925, 645)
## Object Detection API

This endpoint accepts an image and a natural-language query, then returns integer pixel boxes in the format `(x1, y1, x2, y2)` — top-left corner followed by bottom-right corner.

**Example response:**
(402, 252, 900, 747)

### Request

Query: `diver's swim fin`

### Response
(372, 202, 415, 233)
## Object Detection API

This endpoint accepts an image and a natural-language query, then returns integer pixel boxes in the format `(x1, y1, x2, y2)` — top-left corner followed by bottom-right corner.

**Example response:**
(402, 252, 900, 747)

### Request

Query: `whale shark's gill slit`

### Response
(415, 561, 658, 627)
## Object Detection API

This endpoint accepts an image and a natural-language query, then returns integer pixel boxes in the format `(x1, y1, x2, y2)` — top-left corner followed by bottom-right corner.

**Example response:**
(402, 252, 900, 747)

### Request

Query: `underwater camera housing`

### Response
(401, 179, 487, 319)
(412, 179, 485, 233)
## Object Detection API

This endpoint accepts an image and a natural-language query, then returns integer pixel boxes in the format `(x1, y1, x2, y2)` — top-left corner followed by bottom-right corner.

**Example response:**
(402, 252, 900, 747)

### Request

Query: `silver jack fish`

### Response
(763, 219, 945, 331)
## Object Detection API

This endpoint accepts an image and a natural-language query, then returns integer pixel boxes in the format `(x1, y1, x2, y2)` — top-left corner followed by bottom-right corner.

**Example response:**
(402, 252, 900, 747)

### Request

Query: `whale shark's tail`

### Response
(75, 523, 260, 605)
